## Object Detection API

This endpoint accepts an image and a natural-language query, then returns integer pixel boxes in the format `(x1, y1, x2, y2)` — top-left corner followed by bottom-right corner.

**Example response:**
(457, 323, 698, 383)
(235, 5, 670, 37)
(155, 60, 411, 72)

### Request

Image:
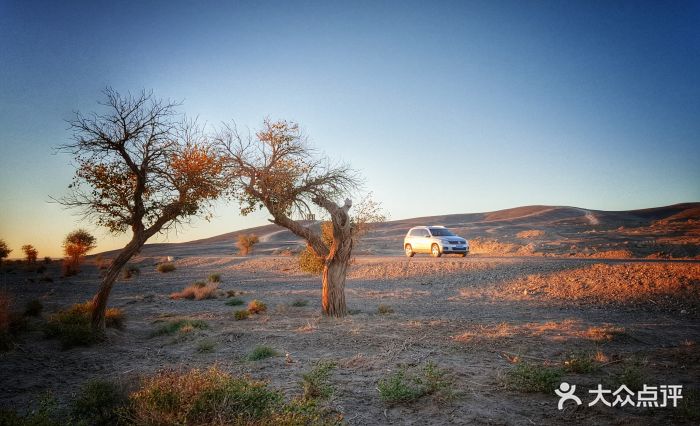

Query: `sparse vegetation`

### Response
(563, 352, 598, 373)
(237, 234, 260, 256)
(126, 367, 338, 425)
(122, 265, 140, 279)
(157, 262, 176, 273)
(208, 273, 221, 283)
(226, 298, 244, 306)
(196, 339, 216, 353)
(170, 282, 218, 300)
(248, 345, 279, 361)
(44, 302, 124, 348)
(505, 363, 562, 393)
(151, 319, 208, 337)
(233, 309, 250, 320)
(247, 299, 267, 314)
(378, 362, 453, 404)
(71, 378, 127, 426)
(610, 363, 649, 392)
(377, 304, 394, 315)
(301, 361, 336, 400)
(291, 299, 308, 307)
(23, 299, 43, 317)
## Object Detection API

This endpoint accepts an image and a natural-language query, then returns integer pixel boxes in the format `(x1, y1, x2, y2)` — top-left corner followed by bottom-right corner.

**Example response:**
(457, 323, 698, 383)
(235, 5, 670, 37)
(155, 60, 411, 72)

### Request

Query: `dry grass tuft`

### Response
(170, 283, 219, 300)
(247, 299, 267, 314)
(516, 230, 544, 239)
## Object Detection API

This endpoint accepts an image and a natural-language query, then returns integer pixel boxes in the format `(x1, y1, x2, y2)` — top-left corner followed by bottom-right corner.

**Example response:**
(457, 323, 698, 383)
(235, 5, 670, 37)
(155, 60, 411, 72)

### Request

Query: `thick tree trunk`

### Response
(91, 237, 143, 330)
(322, 250, 351, 317)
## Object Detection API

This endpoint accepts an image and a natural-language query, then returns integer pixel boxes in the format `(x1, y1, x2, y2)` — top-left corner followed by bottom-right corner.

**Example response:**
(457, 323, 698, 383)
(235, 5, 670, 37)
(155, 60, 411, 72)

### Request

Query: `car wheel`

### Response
(431, 244, 441, 257)
(405, 244, 415, 257)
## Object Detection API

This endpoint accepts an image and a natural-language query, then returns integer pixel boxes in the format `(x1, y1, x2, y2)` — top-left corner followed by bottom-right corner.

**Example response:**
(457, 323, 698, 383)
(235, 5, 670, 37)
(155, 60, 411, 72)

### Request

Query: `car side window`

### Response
(422, 230, 431, 237)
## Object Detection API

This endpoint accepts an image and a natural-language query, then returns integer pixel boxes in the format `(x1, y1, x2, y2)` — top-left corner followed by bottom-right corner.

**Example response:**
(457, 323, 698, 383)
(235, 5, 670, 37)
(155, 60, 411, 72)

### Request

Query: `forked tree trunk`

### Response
(91, 237, 143, 330)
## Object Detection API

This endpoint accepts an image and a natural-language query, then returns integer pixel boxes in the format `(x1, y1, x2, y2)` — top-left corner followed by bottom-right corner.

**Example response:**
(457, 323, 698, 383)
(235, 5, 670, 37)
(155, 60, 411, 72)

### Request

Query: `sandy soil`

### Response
(1, 254, 698, 425)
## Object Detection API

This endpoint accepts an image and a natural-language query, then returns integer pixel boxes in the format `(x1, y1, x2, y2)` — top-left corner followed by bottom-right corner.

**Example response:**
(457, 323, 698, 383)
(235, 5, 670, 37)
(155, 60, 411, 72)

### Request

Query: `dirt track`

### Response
(1, 255, 699, 425)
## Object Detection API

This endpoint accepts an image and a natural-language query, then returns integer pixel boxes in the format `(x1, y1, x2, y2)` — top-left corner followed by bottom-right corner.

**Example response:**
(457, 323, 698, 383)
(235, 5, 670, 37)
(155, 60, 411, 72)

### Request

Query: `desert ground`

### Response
(1, 204, 699, 425)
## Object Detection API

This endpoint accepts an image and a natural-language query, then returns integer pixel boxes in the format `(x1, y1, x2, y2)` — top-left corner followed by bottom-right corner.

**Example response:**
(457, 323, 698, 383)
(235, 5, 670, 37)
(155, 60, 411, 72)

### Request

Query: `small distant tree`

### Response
(62, 229, 97, 275)
(236, 234, 259, 256)
(21, 245, 38, 263)
(219, 119, 384, 317)
(0, 240, 10, 265)
(58, 88, 225, 330)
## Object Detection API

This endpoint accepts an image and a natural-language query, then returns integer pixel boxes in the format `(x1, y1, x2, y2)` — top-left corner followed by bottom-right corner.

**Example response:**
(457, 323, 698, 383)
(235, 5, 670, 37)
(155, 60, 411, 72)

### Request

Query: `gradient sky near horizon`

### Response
(1, 0, 699, 257)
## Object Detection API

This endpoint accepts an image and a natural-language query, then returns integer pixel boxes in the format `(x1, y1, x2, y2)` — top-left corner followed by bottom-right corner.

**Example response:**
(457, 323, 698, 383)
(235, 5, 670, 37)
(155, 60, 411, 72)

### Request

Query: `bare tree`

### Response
(219, 119, 367, 317)
(58, 88, 225, 330)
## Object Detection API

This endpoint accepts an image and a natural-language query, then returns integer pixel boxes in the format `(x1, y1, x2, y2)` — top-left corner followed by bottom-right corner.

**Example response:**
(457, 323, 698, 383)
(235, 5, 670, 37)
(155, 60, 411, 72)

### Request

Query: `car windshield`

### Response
(429, 228, 455, 236)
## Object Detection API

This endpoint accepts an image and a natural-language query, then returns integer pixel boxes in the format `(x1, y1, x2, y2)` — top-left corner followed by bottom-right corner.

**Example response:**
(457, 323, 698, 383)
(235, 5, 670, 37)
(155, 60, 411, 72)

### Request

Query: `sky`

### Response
(0, 0, 699, 258)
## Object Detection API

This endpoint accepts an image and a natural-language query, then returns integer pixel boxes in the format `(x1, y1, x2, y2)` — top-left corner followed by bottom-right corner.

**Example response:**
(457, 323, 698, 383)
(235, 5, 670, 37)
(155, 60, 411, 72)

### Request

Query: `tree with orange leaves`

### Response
(62, 229, 97, 275)
(58, 88, 225, 330)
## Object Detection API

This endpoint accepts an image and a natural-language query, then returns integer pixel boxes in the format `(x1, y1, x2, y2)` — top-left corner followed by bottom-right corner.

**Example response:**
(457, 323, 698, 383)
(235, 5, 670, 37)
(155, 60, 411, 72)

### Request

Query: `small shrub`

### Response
(377, 304, 394, 315)
(378, 362, 453, 404)
(226, 298, 244, 306)
(247, 299, 267, 314)
(44, 302, 124, 348)
(248, 345, 279, 361)
(291, 299, 308, 307)
(71, 378, 127, 426)
(208, 273, 221, 283)
(196, 339, 216, 353)
(157, 262, 176, 273)
(43, 256, 52, 264)
(0, 392, 58, 425)
(563, 352, 598, 374)
(126, 367, 309, 425)
(170, 283, 218, 300)
(122, 265, 140, 279)
(24, 299, 43, 317)
(150, 319, 208, 337)
(226, 290, 237, 298)
(505, 363, 562, 393)
(301, 361, 336, 400)
(613, 364, 648, 392)
(234, 309, 250, 320)
(237, 234, 260, 256)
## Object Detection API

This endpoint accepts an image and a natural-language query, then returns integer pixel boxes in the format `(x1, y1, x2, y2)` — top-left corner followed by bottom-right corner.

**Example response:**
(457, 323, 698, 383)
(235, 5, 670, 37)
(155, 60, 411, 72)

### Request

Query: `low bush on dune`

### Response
(150, 319, 208, 337)
(208, 273, 221, 283)
(233, 309, 250, 320)
(0, 293, 26, 351)
(378, 362, 453, 405)
(291, 299, 308, 307)
(247, 345, 279, 361)
(157, 262, 176, 273)
(170, 283, 219, 300)
(504, 362, 562, 393)
(71, 378, 128, 425)
(301, 361, 336, 401)
(247, 299, 267, 314)
(377, 304, 394, 315)
(226, 298, 244, 306)
(44, 302, 124, 348)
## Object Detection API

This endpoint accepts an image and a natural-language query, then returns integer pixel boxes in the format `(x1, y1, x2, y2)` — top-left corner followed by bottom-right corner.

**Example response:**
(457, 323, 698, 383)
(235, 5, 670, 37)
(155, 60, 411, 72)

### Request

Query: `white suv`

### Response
(403, 226, 469, 257)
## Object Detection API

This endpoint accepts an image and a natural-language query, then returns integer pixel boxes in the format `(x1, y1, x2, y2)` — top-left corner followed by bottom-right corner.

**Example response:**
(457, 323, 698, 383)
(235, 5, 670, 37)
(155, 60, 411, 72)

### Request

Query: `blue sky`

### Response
(1, 0, 699, 257)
